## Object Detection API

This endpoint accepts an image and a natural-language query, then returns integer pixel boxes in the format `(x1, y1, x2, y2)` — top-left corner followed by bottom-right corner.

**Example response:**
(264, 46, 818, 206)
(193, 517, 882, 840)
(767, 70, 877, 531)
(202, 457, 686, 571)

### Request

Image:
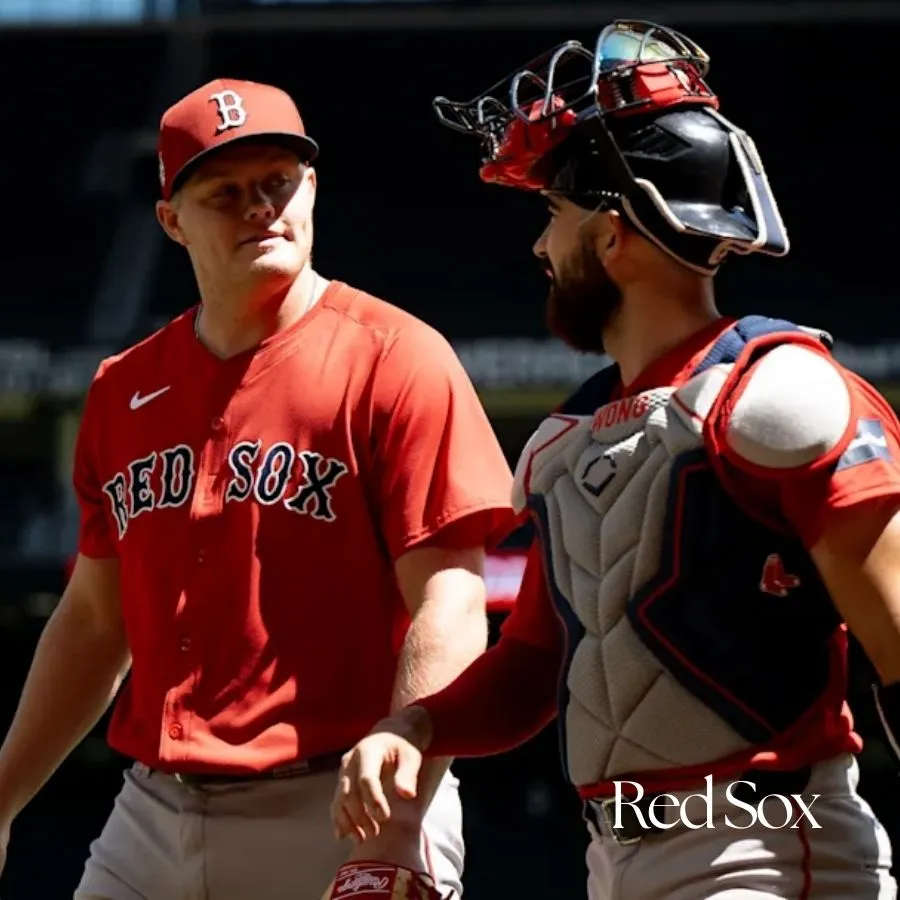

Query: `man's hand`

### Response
(331, 707, 433, 843)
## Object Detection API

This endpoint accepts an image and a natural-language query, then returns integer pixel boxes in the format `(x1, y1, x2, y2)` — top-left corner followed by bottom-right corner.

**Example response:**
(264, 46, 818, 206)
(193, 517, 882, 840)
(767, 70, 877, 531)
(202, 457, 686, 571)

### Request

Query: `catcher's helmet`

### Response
(433, 20, 789, 274)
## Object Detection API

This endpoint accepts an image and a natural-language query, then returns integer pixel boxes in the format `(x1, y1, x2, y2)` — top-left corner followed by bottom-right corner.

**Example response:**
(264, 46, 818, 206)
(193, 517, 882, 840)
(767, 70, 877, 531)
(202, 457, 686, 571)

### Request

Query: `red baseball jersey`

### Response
(73, 281, 515, 773)
(502, 317, 900, 794)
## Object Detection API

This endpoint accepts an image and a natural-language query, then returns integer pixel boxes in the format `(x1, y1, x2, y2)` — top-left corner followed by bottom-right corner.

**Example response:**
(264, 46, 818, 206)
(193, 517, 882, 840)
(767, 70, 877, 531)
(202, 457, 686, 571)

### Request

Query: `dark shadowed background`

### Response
(0, 1, 898, 896)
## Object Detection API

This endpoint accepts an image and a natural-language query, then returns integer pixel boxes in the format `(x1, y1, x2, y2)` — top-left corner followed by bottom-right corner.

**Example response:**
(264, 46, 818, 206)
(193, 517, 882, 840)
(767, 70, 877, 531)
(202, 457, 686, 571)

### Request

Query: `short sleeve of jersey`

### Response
(370, 325, 515, 560)
(778, 370, 900, 547)
(500, 540, 563, 653)
(73, 363, 118, 559)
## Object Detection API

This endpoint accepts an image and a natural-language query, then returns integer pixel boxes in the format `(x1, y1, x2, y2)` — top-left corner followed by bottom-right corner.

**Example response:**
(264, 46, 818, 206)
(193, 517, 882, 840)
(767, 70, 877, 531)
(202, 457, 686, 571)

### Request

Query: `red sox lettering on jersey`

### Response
(101, 440, 348, 540)
(74, 269, 513, 802)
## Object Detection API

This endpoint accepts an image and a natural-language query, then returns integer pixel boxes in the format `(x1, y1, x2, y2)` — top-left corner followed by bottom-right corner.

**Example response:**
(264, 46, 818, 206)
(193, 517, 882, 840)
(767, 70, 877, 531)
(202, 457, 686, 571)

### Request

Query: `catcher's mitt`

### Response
(321, 861, 444, 899)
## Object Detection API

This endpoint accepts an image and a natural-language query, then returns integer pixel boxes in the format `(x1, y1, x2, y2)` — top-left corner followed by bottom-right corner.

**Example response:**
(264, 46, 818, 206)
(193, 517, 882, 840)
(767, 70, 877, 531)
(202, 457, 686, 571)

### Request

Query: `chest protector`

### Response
(513, 317, 845, 787)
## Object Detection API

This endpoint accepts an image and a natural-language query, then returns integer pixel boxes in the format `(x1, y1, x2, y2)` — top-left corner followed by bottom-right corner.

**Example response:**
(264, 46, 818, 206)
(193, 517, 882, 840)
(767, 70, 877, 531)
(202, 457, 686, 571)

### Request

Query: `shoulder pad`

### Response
(512, 414, 587, 512)
(797, 324, 834, 347)
(724, 344, 852, 469)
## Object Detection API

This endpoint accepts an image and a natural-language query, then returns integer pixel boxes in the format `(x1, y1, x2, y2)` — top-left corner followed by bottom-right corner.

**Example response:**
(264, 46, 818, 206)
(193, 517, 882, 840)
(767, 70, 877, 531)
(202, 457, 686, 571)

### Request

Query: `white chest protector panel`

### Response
(513, 317, 844, 787)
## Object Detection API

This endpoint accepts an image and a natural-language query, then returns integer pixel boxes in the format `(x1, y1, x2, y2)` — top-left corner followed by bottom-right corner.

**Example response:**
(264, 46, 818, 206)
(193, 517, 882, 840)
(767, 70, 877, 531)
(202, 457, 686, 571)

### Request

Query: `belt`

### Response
(585, 766, 811, 846)
(151, 750, 347, 787)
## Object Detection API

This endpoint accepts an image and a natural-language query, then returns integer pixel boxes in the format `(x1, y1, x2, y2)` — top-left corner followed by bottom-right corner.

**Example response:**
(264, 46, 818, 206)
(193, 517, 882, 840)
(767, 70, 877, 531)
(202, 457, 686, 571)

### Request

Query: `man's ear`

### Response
(302, 165, 317, 206)
(594, 209, 627, 263)
(604, 209, 629, 258)
(155, 199, 188, 246)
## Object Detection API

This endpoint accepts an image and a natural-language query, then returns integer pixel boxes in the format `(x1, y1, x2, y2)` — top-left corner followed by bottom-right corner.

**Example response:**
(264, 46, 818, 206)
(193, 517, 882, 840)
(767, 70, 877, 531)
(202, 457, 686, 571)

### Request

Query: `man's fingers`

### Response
(332, 766, 368, 841)
(339, 786, 378, 841)
(358, 768, 391, 824)
(393, 749, 422, 799)
(332, 772, 364, 837)
(336, 792, 375, 843)
(332, 801, 356, 840)
(335, 752, 384, 841)
(331, 738, 417, 844)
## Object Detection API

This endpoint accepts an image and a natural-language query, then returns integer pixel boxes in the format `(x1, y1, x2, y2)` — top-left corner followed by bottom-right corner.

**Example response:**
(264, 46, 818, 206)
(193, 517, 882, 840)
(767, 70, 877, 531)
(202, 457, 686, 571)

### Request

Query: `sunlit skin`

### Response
(154, 142, 322, 359)
(533, 192, 718, 380)
(533, 192, 624, 355)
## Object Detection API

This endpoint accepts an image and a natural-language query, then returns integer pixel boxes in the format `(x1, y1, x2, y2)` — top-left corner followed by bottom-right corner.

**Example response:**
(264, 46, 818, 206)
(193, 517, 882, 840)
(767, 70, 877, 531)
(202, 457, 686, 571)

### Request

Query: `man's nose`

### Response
(533, 225, 549, 259)
(245, 185, 276, 221)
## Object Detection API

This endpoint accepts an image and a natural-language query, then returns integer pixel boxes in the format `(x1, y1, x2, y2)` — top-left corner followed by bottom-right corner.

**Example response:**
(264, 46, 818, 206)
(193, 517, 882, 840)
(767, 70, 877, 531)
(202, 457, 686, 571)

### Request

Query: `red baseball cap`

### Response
(157, 78, 319, 200)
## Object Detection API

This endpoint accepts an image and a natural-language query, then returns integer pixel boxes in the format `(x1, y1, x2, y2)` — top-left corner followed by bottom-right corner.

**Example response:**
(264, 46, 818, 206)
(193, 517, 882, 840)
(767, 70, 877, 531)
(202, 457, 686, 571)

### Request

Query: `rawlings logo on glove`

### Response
(322, 861, 443, 899)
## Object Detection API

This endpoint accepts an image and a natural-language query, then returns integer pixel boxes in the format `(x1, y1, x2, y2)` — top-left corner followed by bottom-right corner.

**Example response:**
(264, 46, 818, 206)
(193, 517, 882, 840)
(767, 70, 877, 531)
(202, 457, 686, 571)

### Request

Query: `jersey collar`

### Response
(615, 316, 737, 398)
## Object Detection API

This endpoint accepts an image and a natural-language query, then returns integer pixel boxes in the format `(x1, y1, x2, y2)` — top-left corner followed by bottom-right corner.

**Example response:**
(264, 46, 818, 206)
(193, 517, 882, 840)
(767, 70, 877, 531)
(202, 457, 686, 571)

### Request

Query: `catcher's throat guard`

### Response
(433, 20, 789, 274)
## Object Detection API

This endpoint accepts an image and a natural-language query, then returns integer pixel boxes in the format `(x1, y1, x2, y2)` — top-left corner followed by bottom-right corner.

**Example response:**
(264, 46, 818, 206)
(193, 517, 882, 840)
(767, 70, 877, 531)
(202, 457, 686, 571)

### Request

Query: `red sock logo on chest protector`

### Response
(759, 553, 801, 598)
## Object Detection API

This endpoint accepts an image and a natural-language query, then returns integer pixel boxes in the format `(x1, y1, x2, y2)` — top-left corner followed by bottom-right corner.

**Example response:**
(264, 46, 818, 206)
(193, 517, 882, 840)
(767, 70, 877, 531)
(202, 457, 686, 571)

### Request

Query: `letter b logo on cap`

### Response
(210, 90, 248, 132)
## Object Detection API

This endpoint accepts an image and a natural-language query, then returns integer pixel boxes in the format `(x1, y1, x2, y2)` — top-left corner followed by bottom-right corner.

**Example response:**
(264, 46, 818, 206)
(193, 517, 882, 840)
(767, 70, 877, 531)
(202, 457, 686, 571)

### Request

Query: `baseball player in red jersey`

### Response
(332, 22, 900, 898)
(0, 79, 515, 899)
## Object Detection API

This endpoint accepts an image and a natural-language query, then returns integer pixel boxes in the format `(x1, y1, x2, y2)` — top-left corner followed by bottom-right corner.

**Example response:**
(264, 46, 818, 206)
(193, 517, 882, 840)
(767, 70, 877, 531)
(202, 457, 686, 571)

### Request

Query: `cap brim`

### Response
(169, 131, 320, 197)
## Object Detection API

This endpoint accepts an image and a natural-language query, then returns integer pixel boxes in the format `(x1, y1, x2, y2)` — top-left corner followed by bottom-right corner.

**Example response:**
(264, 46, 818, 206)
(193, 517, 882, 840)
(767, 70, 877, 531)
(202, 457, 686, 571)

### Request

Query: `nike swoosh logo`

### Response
(129, 386, 171, 410)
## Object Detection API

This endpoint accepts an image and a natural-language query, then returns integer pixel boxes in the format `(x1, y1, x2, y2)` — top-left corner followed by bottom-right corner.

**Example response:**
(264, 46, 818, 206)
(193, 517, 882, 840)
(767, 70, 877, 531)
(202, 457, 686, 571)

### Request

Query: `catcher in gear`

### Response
(333, 21, 900, 899)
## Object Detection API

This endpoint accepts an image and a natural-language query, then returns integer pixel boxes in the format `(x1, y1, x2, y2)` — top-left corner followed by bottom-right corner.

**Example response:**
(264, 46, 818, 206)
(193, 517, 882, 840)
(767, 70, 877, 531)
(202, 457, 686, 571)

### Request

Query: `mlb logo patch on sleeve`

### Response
(836, 419, 892, 471)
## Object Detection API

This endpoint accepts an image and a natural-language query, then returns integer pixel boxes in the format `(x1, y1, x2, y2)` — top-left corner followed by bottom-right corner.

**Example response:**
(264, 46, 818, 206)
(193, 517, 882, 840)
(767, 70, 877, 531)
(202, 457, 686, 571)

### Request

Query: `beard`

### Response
(545, 234, 622, 355)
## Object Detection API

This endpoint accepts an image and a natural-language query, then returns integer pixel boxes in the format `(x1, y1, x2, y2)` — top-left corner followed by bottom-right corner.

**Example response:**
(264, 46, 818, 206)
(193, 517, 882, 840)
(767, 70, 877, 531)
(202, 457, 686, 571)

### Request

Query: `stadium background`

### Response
(1, 0, 899, 895)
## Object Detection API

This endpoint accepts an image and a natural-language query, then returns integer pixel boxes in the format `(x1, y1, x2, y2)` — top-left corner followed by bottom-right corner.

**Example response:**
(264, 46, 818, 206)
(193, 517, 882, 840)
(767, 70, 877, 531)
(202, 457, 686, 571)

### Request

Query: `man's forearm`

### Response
(388, 599, 487, 808)
(0, 598, 130, 821)
(390, 602, 487, 713)
(345, 601, 487, 862)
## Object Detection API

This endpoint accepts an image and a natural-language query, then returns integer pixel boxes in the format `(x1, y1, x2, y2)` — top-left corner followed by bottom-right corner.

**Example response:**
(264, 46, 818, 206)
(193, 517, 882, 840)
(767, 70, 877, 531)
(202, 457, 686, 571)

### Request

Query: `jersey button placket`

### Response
(177, 403, 227, 747)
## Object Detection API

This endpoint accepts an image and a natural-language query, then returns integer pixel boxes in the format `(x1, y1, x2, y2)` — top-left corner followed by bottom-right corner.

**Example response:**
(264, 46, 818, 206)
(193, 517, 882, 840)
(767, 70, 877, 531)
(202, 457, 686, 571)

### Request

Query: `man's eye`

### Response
(212, 185, 239, 200)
